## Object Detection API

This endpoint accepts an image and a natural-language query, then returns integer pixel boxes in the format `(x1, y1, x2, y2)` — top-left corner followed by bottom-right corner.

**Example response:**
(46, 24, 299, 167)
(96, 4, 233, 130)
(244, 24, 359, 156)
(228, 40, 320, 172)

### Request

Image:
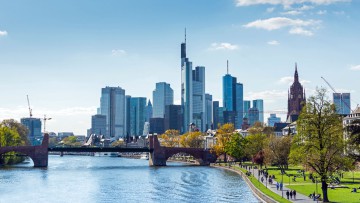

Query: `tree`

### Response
(1, 119, 30, 145)
(179, 131, 204, 148)
(111, 140, 125, 147)
(346, 119, 360, 160)
(289, 88, 351, 202)
(264, 135, 292, 170)
(244, 133, 267, 162)
(160, 129, 180, 147)
(253, 150, 265, 168)
(0, 126, 25, 164)
(224, 133, 247, 162)
(212, 123, 234, 161)
(61, 136, 82, 147)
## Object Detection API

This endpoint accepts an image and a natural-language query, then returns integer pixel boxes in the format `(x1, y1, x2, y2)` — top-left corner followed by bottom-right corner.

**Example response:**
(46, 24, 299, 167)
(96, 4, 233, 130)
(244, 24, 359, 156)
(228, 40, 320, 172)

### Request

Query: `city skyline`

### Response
(0, 0, 359, 135)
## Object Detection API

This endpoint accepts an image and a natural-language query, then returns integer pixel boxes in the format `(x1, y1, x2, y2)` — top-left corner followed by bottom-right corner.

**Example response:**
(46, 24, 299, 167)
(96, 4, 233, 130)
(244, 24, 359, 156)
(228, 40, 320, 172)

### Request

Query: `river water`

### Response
(0, 155, 259, 203)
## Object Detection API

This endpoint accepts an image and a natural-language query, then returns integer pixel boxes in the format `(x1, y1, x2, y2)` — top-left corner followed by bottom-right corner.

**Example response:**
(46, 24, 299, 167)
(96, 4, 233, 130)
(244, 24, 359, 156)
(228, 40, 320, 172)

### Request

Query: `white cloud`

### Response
(267, 40, 280, 45)
(0, 30, 8, 36)
(282, 10, 303, 15)
(299, 5, 314, 10)
(350, 65, 360, 71)
(209, 42, 239, 51)
(289, 27, 314, 36)
(243, 17, 320, 36)
(278, 76, 311, 84)
(236, 0, 350, 7)
(267, 7, 276, 12)
(317, 10, 327, 15)
(245, 90, 288, 103)
(111, 49, 126, 56)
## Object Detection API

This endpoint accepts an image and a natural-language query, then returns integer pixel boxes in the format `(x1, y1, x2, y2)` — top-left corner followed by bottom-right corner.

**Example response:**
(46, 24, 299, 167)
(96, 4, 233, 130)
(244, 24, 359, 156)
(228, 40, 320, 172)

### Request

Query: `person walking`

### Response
(276, 182, 279, 190)
(289, 190, 293, 199)
(293, 190, 297, 200)
(286, 190, 290, 199)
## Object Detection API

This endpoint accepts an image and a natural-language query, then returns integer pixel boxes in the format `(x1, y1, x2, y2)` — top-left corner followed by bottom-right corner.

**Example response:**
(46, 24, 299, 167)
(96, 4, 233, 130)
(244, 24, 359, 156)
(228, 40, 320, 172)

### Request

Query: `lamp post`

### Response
(43, 114, 52, 133)
(281, 170, 284, 198)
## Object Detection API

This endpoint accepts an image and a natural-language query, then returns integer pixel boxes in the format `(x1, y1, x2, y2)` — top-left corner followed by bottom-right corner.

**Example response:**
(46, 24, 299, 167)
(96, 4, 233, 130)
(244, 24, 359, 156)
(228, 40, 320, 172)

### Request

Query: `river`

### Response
(0, 155, 259, 203)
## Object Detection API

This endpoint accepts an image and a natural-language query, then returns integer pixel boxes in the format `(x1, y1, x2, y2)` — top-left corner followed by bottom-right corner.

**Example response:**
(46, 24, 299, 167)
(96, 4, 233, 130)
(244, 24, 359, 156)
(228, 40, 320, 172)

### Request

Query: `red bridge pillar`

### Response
(149, 135, 166, 166)
(32, 134, 49, 167)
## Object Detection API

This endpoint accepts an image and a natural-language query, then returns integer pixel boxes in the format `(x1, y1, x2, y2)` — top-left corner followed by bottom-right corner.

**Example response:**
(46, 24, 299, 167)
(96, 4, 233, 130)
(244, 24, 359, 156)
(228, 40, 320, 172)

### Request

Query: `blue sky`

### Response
(0, 0, 359, 135)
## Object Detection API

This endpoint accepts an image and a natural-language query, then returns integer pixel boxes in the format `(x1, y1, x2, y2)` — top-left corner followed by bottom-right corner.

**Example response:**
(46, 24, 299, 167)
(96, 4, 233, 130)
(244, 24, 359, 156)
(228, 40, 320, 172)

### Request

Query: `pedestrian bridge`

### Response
(0, 134, 216, 167)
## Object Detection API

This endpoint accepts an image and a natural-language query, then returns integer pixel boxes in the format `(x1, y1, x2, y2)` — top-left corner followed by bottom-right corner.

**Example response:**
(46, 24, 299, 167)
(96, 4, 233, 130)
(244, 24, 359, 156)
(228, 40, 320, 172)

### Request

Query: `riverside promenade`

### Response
(213, 164, 314, 203)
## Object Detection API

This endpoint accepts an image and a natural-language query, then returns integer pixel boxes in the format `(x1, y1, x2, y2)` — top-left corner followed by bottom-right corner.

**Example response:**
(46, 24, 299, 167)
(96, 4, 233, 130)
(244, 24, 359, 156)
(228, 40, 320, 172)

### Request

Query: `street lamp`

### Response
(43, 114, 52, 133)
(281, 170, 284, 198)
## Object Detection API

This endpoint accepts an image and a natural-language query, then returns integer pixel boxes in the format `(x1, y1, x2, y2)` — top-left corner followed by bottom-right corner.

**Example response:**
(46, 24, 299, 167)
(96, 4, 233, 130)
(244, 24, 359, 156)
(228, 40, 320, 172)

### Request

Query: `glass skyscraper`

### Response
(153, 82, 174, 118)
(192, 66, 206, 131)
(100, 86, 126, 138)
(243, 100, 251, 119)
(333, 93, 351, 115)
(205, 93, 213, 130)
(253, 99, 264, 123)
(129, 97, 147, 136)
(91, 114, 106, 136)
(20, 117, 41, 145)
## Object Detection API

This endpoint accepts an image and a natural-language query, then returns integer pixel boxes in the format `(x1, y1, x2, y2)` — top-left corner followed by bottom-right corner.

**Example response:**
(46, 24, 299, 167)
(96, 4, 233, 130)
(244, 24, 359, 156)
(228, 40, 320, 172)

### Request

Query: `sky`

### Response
(0, 0, 359, 135)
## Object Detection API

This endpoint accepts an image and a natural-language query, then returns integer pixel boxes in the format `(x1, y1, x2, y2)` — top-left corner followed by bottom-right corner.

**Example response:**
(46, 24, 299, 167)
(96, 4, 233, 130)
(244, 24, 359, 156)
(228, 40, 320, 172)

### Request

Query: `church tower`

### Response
(287, 63, 306, 122)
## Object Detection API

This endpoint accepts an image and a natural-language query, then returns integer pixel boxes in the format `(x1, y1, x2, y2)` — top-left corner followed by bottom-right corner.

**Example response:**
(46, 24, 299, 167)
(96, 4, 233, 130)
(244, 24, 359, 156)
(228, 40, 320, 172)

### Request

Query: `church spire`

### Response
(294, 62, 299, 82)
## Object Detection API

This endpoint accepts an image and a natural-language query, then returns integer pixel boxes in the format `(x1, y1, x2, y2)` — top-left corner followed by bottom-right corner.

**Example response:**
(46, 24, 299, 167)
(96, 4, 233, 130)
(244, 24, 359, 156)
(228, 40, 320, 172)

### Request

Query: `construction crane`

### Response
(26, 95, 33, 118)
(321, 76, 353, 113)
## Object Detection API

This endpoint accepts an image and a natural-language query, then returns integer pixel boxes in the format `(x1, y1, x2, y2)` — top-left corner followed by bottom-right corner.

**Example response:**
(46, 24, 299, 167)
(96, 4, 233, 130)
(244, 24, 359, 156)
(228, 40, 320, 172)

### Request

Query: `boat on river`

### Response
(140, 153, 149, 160)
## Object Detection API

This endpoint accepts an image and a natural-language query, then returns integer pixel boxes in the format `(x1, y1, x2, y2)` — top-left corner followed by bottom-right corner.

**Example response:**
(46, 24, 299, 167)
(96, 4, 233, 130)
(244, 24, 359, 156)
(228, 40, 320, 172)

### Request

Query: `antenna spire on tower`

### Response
(185, 28, 187, 43)
(227, 60, 229, 74)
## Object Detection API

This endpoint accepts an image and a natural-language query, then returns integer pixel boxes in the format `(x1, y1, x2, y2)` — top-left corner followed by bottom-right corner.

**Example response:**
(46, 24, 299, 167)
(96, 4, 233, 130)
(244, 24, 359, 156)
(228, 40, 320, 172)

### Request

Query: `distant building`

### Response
(125, 95, 131, 138)
(267, 114, 281, 127)
(248, 107, 259, 126)
(20, 117, 42, 145)
(164, 104, 182, 132)
(192, 66, 206, 132)
(273, 122, 289, 136)
(129, 97, 147, 136)
(153, 82, 173, 118)
(58, 132, 74, 140)
(287, 63, 306, 122)
(100, 86, 126, 138)
(205, 93, 213, 130)
(145, 100, 153, 122)
(212, 101, 220, 129)
(143, 122, 150, 136)
(150, 118, 165, 135)
(91, 114, 106, 136)
(253, 99, 264, 123)
(243, 100, 251, 119)
(333, 93, 351, 115)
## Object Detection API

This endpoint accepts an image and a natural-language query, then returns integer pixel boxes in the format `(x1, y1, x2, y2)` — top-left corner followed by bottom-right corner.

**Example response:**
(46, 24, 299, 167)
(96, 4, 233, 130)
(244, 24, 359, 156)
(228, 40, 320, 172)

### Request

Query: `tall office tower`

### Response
(125, 95, 131, 138)
(153, 82, 174, 118)
(192, 66, 206, 131)
(333, 93, 351, 115)
(243, 100, 251, 119)
(212, 101, 220, 129)
(164, 104, 182, 132)
(20, 117, 41, 145)
(248, 107, 259, 126)
(129, 97, 147, 136)
(150, 118, 165, 135)
(205, 93, 213, 130)
(253, 99, 264, 123)
(222, 61, 244, 129)
(217, 107, 226, 127)
(100, 86, 126, 138)
(91, 114, 106, 135)
(287, 63, 306, 122)
(145, 100, 153, 122)
(267, 114, 281, 127)
(181, 30, 193, 133)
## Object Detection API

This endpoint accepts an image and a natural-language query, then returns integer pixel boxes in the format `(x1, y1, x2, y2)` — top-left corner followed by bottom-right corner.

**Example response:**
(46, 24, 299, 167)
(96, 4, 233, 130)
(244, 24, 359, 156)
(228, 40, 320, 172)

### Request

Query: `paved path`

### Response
(247, 166, 315, 203)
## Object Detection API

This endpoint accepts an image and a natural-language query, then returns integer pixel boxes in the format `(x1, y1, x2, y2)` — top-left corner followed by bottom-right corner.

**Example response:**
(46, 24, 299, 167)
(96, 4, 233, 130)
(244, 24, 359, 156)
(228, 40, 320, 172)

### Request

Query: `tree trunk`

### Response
(224, 153, 227, 163)
(321, 181, 329, 202)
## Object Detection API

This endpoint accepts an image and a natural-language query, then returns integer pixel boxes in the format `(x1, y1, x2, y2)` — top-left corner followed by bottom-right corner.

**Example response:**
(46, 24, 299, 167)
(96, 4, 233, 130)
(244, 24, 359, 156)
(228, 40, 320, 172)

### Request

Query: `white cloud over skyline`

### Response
(111, 49, 127, 56)
(209, 42, 239, 50)
(0, 30, 8, 36)
(278, 76, 311, 85)
(243, 17, 320, 36)
(350, 64, 360, 71)
(267, 40, 280, 45)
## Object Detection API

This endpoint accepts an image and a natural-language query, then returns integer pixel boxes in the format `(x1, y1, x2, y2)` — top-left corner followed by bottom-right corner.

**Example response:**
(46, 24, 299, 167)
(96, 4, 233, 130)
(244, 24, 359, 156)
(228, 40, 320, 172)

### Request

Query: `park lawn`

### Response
(287, 184, 360, 203)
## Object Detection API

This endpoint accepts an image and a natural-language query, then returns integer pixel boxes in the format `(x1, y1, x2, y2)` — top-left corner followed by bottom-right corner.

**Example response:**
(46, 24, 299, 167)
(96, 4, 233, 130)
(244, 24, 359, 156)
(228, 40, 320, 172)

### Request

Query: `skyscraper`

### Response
(180, 31, 206, 132)
(243, 100, 251, 119)
(253, 99, 264, 123)
(287, 63, 306, 122)
(267, 114, 281, 127)
(153, 82, 173, 118)
(164, 104, 182, 132)
(212, 101, 220, 129)
(248, 107, 259, 126)
(205, 93, 213, 130)
(91, 114, 106, 135)
(20, 117, 41, 145)
(100, 86, 126, 138)
(222, 61, 244, 129)
(145, 100, 153, 122)
(129, 97, 147, 136)
(333, 93, 351, 115)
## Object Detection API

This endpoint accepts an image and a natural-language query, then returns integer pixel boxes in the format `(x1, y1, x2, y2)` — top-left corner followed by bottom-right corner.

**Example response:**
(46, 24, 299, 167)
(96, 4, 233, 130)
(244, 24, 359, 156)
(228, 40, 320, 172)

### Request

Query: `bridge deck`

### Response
(48, 147, 151, 153)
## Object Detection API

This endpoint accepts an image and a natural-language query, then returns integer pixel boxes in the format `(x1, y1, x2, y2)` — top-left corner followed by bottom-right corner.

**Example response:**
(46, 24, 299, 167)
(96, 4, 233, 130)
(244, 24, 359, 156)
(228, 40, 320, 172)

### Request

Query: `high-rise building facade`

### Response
(222, 62, 244, 129)
(164, 104, 182, 132)
(91, 114, 106, 135)
(192, 66, 206, 131)
(248, 107, 259, 126)
(253, 99, 264, 123)
(153, 82, 173, 118)
(145, 100, 153, 122)
(125, 95, 131, 137)
(100, 86, 126, 138)
(243, 100, 251, 119)
(129, 97, 147, 136)
(212, 101, 220, 129)
(267, 114, 281, 127)
(205, 93, 213, 130)
(333, 93, 351, 115)
(20, 117, 41, 145)
(287, 64, 306, 122)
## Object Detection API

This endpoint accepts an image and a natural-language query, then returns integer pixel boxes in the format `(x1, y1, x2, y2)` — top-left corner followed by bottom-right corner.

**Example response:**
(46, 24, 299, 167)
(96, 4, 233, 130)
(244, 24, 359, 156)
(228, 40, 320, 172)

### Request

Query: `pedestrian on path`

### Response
(261, 177, 264, 183)
(293, 190, 296, 200)
(276, 182, 279, 190)
(280, 182, 283, 190)
(286, 190, 290, 199)
(289, 190, 293, 199)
